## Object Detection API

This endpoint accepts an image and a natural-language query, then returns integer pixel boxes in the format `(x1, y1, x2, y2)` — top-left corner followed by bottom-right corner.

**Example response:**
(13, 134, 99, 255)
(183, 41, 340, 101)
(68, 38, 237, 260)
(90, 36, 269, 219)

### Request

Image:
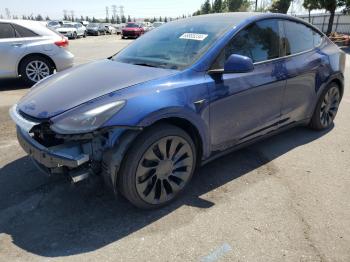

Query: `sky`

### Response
(0, 0, 206, 20)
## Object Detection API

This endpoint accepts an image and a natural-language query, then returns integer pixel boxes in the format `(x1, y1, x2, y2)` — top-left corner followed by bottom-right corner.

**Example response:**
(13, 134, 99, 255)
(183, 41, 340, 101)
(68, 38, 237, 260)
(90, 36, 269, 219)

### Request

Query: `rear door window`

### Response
(283, 21, 315, 55)
(0, 23, 16, 39)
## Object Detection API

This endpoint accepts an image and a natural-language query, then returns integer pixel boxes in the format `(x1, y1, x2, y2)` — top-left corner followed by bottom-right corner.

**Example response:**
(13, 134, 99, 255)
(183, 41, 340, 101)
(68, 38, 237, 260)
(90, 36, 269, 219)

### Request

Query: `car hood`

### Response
(18, 60, 177, 119)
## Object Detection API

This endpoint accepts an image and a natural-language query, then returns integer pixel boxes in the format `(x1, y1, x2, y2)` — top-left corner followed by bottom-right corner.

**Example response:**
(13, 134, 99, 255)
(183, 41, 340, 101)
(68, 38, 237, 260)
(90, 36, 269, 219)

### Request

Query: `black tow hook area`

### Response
(69, 168, 93, 183)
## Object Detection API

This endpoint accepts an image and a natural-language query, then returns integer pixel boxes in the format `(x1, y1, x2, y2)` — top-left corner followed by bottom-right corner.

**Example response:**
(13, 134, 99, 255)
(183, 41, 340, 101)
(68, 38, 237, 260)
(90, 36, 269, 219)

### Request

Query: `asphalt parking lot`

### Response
(0, 35, 349, 262)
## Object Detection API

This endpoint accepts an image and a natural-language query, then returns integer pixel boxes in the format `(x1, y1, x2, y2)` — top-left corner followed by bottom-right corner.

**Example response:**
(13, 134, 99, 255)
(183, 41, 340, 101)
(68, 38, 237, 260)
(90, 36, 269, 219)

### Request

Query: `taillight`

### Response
(54, 38, 69, 48)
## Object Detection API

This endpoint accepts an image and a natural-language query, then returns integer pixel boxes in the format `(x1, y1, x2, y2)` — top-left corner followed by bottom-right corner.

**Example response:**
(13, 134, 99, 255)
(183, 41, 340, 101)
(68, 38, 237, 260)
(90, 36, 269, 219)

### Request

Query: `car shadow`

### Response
(0, 78, 31, 91)
(0, 125, 332, 257)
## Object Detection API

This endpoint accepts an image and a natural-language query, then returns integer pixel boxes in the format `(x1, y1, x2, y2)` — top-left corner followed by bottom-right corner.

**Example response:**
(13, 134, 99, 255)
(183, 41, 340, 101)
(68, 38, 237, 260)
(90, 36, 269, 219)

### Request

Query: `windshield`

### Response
(126, 23, 138, 28)
(87, 23, 98, 28)
(48, 21, 59, 26)
(113, 17, 233, 70)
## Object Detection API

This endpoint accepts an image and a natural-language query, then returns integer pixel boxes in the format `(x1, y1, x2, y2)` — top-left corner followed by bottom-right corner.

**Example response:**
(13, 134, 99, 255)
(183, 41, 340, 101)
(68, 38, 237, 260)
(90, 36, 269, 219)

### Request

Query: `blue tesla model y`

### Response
(10, 13, 345, 208)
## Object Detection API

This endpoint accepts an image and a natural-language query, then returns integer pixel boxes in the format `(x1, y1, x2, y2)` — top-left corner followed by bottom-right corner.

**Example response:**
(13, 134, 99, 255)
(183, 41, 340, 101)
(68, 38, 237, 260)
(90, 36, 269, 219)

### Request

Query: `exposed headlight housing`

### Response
(50, 100, 125, 134)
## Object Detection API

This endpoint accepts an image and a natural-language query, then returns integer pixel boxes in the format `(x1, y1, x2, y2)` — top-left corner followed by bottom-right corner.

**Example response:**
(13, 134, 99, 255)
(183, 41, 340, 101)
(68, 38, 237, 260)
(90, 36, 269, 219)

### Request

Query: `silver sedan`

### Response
(0, 19, 74, 85)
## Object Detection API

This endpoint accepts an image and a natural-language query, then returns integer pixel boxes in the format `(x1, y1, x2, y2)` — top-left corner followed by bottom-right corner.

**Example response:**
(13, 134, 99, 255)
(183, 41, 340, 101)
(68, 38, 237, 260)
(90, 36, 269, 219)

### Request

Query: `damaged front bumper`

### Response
(10, 104, 102, 182)
(10, 104, 141, 186)
(17, 127, 89, 168)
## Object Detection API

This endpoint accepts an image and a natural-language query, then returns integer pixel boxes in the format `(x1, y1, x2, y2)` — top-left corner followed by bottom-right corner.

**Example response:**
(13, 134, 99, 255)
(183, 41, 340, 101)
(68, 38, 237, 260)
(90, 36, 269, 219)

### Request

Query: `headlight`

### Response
(50, 100, 125, 134)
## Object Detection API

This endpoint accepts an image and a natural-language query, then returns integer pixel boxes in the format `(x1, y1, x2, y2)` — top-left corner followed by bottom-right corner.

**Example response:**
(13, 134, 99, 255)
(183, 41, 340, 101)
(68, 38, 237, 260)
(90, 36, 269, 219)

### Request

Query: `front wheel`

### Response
(117, 124, 197, 209)
(83, 31, 87, 38)
(309, 83, 341, 130)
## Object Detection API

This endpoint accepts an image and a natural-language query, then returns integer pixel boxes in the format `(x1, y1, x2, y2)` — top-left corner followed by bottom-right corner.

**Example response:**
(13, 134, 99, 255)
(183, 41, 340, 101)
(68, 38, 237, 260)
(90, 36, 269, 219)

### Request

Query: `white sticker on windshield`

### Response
(179, 33, 208, 41)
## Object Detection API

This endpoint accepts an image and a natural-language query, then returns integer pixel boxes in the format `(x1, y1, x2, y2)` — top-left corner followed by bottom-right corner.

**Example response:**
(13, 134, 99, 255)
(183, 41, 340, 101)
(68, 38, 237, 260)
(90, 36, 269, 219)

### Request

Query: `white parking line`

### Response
(200, 243, 232, 262)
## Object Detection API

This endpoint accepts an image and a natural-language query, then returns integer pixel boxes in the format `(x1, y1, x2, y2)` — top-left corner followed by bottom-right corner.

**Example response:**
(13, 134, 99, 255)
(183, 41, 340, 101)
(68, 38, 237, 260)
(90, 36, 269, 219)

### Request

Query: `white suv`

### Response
(0, 20, 74, 85)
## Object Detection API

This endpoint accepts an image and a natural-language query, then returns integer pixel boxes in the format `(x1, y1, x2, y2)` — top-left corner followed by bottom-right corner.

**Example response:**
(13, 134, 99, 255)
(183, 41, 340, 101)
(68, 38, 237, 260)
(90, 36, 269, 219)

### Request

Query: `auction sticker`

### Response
(179, 33, 208, 41)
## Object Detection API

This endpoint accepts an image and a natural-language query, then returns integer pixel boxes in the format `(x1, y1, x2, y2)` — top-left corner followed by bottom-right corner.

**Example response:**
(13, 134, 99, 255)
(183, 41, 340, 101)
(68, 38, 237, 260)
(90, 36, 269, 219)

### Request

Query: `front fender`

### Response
(138, 107, 211, 158)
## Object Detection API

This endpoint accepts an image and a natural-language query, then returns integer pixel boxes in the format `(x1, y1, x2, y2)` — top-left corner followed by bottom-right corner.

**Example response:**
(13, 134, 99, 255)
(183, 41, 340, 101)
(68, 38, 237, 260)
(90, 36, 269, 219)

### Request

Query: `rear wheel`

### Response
(19, 55, 54, 86)
(309, 83, 341, 130)
(118, 124, 197, 209)
(73, 32, 77, 39)
(83, 31, 87, 38)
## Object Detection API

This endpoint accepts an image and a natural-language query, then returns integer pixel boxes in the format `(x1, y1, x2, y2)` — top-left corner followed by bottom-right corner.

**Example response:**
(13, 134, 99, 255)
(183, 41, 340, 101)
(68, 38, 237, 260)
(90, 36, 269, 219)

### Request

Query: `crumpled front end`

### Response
(10, 104, 112, 183)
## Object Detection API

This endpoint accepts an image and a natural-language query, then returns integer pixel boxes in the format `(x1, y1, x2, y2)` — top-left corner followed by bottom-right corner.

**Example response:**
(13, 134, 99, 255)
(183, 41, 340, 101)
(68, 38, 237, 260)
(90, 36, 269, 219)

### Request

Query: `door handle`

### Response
(11, 42, 23, 47)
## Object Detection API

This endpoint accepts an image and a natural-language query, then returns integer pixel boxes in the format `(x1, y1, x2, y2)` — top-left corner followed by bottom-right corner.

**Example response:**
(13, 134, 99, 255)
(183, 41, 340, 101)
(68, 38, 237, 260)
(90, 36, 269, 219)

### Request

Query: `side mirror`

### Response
(224, 54, 254, 73)
(209, 54, 254, 75)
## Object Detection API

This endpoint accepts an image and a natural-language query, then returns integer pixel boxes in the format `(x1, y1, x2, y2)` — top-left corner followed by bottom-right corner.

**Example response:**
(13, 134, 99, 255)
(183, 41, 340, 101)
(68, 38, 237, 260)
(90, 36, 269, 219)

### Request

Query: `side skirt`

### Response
(201, 118, 310, 166)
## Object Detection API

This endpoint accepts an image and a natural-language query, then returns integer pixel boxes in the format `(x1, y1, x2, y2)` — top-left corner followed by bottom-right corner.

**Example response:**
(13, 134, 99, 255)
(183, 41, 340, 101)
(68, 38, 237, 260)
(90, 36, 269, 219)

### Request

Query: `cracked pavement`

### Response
(0, 35, 349, 262)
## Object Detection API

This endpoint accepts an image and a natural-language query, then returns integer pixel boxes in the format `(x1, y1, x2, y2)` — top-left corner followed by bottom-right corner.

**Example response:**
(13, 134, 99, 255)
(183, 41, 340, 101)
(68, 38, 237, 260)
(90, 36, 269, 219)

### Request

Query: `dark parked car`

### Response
(121, 22, 144, 39)
(10, 13, 345, 209)
(86, 23, 107, 36)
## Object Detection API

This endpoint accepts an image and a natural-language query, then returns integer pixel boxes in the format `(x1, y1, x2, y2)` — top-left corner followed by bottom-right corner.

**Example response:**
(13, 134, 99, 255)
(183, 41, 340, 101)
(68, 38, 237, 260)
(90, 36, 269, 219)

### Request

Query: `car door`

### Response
(0, 23, 26, 78)
(280, 20, 327, 124)
(208, 19, 287, 151)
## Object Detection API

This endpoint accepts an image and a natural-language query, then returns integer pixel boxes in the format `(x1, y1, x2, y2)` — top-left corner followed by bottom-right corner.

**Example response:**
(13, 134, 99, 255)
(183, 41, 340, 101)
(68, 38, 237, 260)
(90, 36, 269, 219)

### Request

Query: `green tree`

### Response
(127, 15, 131, 22)
(193, 10, 201, 16)
(159, 16, 162, 22)
(105, 17, 110, 23)
(116, 15, 121, 24)
(111, 16, 115, 24)
(224, 0, 250, 12)
(121, 15, 126, 23)
(133, 17, 136, 22)
(269, 0, 292, 13)
(45, 15, 50, 21)
(318, 0, 349, 35)
(35, 14, 43, 21)
(212, 0, 223, 13)
(303, 0, 319, 22)
(92, 16, 98, 22)
(201, 0, 211, 14)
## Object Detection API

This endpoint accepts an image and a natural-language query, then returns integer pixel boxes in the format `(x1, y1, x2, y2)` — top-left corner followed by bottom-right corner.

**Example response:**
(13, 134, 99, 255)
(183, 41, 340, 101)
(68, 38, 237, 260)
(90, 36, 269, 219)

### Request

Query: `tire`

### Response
(117, 123, 197, 209)
(309, 82, 341, 130)
(19, 55, 54, 86)
(97, 31, 100, 36)
(73, 32, 77, 39)
(83, 31, 87, 38)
